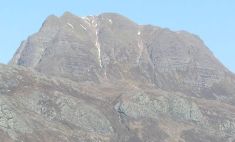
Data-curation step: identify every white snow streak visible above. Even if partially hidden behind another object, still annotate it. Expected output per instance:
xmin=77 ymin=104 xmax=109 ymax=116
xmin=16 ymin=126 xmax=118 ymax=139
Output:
xmin=80 ymin=24 xmax=87 ymax=31
xmin=137 ymin=39 xmax=144 ymax=63
xmin=92 ymin=19 xmax=95 ymax=24
xmin=89 ymin=16 xmax=102 ymax=68
xmin=67 ymin=23 xmax=74 ymax=29
xmin=108 ymin=19 xmax=113 ymax=24
xmin=137 ymin=30 xmax=144 ymax=64
xmin=82 ymin=16 xmax=92 ymax=26
xmin=95 ymin=30 xmax=102 ymax=68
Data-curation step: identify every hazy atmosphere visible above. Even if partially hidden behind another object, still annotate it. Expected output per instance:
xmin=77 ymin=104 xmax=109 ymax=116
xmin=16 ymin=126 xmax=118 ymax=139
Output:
xmin=0 ymin=0 xmax=234 ymax=72
xmin=1 ymin=1 xmax=235 ymax=141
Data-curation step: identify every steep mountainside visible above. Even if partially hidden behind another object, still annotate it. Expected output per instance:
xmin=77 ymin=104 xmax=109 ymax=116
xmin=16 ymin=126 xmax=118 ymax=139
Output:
xmin=0 ymin=12 xmax=234 ymax=142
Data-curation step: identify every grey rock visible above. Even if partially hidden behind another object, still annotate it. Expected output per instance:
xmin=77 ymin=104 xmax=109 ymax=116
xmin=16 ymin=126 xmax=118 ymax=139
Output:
xmin=10 ymin=12 xmax=233 ymax=101
xmin=0 ymin=12 xmax=233 ymax=141
xmin=114 ymin=91 xmax=203 ymax=122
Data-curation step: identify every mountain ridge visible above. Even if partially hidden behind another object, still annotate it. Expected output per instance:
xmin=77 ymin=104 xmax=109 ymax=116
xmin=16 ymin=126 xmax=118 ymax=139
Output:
xmin=1 ymin=12 xmax=235 ymax=142
xmin=10 ymin=12 xmax=232 ymax=99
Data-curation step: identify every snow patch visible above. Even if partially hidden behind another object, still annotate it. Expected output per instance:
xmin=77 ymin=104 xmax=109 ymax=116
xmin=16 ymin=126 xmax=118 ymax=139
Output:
xmin=89 ymin=16 xmax=103 ymax=68
xmin=67 ymin=23 xmax=74 ymax=29
xmin=108 ymin=19 xmax=113 ymax=24
xmin=80 ymin=24 xmax=87 ymax=31
xmin=138 ymin=31 xmax=141 ymax=36
xmin=95 ymin=30 xmax=102 ymax=68
xmin=82 ymin=17 xmax=92 ymax=26
xmin=84 ymin=17 xmax=90 ymax=21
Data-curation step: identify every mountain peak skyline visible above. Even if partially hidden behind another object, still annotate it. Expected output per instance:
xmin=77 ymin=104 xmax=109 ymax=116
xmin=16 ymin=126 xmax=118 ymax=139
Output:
xmin=0 ymin=12 xmax=235 ymax=142
xmin=1 ymin=1 xmax=235 ymax=72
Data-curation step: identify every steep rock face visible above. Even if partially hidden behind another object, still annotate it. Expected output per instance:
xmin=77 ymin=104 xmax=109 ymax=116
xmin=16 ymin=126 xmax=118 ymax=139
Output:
xmin=3 ymin=12 xmax=235 ymax=141
xmin=10 ymin=12 xmax=233 ymax=101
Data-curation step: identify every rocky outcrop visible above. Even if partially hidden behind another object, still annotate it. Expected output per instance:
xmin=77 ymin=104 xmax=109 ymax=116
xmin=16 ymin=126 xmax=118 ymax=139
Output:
xmin=114 ymin=91 xmax=203 ymax=122
xmin=0 ymin=64 xmax=116 ymax=141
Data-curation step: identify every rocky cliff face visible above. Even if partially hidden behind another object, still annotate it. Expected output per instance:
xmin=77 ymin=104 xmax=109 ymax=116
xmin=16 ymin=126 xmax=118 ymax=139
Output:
xmin=1 ymin=12 xmax=234 ymax=142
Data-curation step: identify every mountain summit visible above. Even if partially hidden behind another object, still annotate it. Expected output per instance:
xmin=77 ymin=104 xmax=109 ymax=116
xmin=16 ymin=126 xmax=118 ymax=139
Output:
xmin=0 ymin=12 xmax=235 ymax=142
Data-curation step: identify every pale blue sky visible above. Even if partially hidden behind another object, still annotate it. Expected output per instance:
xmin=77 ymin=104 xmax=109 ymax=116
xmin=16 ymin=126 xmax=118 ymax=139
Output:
xmin=0 ymin=0 xmax=234 ymax=72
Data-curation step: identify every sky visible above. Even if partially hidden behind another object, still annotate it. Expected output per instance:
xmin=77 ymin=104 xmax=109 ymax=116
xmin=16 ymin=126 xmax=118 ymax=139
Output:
xmin=0 ymin=0 xmax=234 ymax=72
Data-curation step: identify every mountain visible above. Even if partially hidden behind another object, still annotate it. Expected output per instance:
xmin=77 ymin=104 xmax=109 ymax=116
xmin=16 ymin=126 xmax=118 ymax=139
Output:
xmin=0 ymin=12 xmax=234 ymax=142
